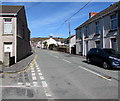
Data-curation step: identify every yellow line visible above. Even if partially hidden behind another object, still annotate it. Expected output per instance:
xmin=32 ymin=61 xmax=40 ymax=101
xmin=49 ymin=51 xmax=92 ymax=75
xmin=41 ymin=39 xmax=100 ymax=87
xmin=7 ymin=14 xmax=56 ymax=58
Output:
xmin=1 ymin=55 xmax=38 ymax=74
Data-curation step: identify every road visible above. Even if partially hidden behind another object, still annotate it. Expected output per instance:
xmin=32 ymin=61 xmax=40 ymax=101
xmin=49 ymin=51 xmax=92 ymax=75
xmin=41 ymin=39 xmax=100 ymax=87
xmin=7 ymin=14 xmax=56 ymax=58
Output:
xmin=1 ymin=48 xmax=119 ymax=100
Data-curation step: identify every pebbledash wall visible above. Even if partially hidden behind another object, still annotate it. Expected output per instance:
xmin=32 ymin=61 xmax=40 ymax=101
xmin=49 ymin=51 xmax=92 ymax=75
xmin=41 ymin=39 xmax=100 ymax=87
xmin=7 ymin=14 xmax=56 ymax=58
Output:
xmin=0 ymin=5 xmax=31 ymax=63
xmin=75 ymin=1 xmax=119 ymax=56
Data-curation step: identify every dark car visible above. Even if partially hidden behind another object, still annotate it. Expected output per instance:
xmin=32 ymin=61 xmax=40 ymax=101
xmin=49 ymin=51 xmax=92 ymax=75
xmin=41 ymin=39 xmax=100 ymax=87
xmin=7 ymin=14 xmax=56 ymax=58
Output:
xmin=86 ymin=48 xmax=120 ymax=69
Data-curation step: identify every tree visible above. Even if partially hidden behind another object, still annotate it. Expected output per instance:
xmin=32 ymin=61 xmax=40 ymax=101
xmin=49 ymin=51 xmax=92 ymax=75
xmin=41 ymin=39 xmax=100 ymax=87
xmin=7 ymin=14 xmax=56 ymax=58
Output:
xmin=43 ymin=41 xmax=48 ymax=49
xmin=49 ymin=44 xmax=56 ymax=50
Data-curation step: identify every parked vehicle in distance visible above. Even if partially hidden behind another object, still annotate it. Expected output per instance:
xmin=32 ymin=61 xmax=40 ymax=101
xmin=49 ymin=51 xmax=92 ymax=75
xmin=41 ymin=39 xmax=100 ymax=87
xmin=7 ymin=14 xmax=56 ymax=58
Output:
xmin=86 ymin=48 xmax=120 ymax=69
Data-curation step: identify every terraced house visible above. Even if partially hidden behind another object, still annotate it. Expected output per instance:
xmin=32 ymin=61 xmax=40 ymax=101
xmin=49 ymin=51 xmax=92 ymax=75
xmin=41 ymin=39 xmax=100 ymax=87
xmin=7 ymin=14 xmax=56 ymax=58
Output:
xmin=75 ymin=1 xmax=120 ymax=56
xmin=0 ymin=5 xmax=31 ymax=64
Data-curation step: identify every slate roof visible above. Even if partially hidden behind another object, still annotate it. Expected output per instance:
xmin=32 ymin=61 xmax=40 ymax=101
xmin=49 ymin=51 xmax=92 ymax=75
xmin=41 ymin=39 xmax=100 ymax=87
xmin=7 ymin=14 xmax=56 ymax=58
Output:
xmin=75 ymin=1 xmax=119 ymax=30
xmin=0 ymin=5 xmax=23 ymax=13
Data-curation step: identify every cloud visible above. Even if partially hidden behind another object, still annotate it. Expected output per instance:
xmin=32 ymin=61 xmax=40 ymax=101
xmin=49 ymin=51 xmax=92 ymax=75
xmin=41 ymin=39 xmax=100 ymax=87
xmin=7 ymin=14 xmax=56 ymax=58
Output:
xmin=29 ymin=3 xmax=81 ymax=29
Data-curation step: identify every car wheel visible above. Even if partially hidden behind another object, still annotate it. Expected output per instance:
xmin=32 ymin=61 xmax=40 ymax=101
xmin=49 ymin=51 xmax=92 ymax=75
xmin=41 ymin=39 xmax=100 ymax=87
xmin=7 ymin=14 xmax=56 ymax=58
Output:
xmin=103 ymin=61 xmax=110 ymax=69
xmin=87 ymin=58 xmax=91 ymax=64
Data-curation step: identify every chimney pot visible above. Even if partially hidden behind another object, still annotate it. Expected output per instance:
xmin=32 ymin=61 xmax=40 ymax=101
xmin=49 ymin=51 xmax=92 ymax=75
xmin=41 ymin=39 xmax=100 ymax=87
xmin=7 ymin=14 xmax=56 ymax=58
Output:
xmin=89 ymin=12 xmax=97 ymax=18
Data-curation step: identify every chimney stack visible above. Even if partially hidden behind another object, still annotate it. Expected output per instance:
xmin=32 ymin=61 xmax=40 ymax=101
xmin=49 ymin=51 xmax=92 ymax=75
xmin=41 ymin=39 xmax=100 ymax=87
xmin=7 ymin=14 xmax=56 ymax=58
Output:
xmin=50 ymin=36 xmax=53 ymax=38
xmin=89 ymin=12 xmax=97 ymax=18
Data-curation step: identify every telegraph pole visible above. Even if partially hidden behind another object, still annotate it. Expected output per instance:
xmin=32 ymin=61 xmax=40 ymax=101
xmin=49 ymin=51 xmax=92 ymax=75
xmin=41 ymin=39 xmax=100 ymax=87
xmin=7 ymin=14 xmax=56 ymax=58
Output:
xmin=68 ymin=20 xmax=71 ymax=54
xmin=118 ymin=1 xmax=120 ymax=52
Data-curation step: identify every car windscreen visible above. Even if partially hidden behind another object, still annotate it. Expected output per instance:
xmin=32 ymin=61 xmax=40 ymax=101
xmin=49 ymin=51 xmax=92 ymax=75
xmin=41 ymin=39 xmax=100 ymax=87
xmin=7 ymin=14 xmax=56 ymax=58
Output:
xmin=103 ymin=49 xmax=120 ymax=58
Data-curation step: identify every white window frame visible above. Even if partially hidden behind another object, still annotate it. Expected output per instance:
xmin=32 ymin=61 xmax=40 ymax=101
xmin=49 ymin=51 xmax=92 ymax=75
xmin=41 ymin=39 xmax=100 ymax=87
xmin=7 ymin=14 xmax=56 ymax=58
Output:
xmin=3 ymin=18 xmax=13 ymax=34
xmin=85 ymin=26 xmax=89 ymax=37
xmin=95 ymin=21 xmax=100 ymax=34
xmin=110 ymin=14 xmax=117 ymax=30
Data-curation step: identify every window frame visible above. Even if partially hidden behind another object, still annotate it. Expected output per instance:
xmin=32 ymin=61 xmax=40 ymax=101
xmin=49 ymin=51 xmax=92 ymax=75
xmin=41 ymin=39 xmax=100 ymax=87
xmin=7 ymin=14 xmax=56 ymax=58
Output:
xmin=3 ymin=18 xmax=13 ymax=34
xmin=95 ymin=21 xmax=100 ymax=35
xmin=110 ymin=14 xmax=117 ymax=30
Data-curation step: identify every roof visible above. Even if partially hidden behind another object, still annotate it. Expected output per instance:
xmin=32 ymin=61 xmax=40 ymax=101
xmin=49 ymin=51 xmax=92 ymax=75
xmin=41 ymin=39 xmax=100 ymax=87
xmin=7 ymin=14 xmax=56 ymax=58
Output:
xmin=75 ymin=1 xmax=119 ymax=30
xmin=0 ymin=5 xmax=23 ymax=13
xmin=67 ymin=35 xmax=76 ymax=40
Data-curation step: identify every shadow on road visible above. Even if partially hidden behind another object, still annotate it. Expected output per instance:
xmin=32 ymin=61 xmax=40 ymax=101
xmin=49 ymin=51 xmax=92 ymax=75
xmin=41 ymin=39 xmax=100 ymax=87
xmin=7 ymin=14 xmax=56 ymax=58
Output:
xmin=82 ymin=60 xmax=120 ymax=71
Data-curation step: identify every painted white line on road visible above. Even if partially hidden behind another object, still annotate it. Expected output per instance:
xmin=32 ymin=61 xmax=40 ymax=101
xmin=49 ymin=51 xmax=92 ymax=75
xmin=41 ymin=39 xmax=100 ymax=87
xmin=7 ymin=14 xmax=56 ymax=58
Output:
xmin=78 ymin=66 xmax=111 ymax=81
xmin=54 ymin=56 xmax=59 ymax=58
xmin=40 ymin=76 xmax=45 ymax=80
xmin=32 ymin=76 xmax=37 ymax=81
xmin=38 ymin=70 xmax=41 ymax=72
xmin=35 ymin=61 xmax=39 ymax=67
xmin=32 ymin=73 xmax=36 ymax=76
xmin=62 ymin=59 xmax=71 ymax=63
xmin=26 ymin=82 xmax=31 ymax=86
xmin=45 ymin=93 xmax=52 ymax=97
xmin=17 ymin=82 xmax=23 ymax=85
xmin=42 ymin=81 xmax=48 ymax=87
xmin=38 ymin=73 xmax=43 ymax=76
xmin=37 ymin=68 xmax=40 ymax=70
xmin=33 ymin=82 xmax=38 ymax=86
xmin=0 ymin=85 xmax=42 ymax=88
xmin=31 ymin=70 xmax=35 ymax=73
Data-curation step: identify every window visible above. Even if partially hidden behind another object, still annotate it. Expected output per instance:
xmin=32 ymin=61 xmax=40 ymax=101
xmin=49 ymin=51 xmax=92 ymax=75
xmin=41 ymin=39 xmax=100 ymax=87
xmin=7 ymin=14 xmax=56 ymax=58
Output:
xmin=95 ymin=21 xmax=100 ymax=34
xmin=76 ymin=29 xmax=82 ymax=40
xmin=110 ymin=14 xmax=117 ymax=30
xmin=85 ymin=26 xmax=89 ymax=37
xmin=95 ymin=41 xmax=100 ymax=48
xmin=4 ymin=18 xmax=12 ymax=34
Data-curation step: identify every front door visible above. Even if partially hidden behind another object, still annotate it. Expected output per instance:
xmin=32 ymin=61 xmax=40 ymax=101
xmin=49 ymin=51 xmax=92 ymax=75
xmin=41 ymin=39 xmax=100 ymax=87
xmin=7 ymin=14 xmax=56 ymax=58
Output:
xmin=4 ymin=43 xmax=12 ymax=57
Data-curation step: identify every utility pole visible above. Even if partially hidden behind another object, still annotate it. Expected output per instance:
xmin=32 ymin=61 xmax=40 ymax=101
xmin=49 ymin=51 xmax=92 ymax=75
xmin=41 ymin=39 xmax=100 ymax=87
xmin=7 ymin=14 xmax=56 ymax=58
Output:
xmin=118 ymin=1 xmax=120 ymax=52
xmin=68 ymin=20 xmax=71 ymax=54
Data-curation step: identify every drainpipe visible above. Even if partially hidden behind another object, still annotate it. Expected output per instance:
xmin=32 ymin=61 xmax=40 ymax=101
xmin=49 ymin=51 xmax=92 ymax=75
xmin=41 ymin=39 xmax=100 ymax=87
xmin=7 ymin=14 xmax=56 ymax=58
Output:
xmin=102 ymin=18 xmax=105 ymax=48
xmin=82 ymin=32 xmax=85 ymax=56
xmin=14 ymin=15 xmax=17 ymax=63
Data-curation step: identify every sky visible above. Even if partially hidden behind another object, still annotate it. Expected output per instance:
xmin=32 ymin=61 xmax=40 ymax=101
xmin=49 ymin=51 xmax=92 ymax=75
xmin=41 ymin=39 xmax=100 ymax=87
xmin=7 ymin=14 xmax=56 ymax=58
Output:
xmin=1 ymin=2 xmax=115 ymax=38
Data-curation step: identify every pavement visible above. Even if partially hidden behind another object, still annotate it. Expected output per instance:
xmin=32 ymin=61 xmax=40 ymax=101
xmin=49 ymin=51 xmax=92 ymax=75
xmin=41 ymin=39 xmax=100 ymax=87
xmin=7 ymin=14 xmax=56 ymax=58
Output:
xmin=0 ymin=53 xmax=35 ymax=73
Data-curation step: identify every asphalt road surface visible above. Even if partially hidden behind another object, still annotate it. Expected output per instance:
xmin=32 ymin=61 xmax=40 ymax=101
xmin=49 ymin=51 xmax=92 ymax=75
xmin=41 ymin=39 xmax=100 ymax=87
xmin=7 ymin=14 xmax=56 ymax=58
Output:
xmin=1 ymin=48 xmax=119 ymax=100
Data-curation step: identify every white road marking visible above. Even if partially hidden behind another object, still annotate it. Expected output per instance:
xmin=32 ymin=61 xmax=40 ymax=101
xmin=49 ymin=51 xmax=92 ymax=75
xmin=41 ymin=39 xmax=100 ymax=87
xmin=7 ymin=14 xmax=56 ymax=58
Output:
xmin=45 ymin=93 xmax=52 ymax=97
xmin=54 ymin=56 xmax=59 ymax=58
xmin=26 ymin=82 xmax=31 ymax=86
xmin=38 ymin=73 xmax=43 ymax=76
xmin=0 ymin=85 xmax=41 ymax=88
xmin=33 ymin=82 xmax=38 ymax=86
xmin=32 ymin=76 xmax=37 ymax=81
xmin=62 ymin=59 xmax=71 ymax=63
xmin=78 ymin=66 xmax=111 ymax=81
xmin=31 ymin=70 xmax=35 ymax=73
xmin=35 ymin=61 xmax=39 ymax=67
xmin=38 ymin=70 xmax=41 ymax=72
xmin=37 ymin=68 xmax=40 ymax=70
xmin=17 ymin=82 xmax=23 ymax=85
xmin=40 ymin=76 xmax=45 ymax=80
xmin=32 ymin=73 xmax=36 ymax=76
xmin=34 ymin=60 xmax=53 ymax=99
xmin=42 ymin=81 xmax=48 ymax=87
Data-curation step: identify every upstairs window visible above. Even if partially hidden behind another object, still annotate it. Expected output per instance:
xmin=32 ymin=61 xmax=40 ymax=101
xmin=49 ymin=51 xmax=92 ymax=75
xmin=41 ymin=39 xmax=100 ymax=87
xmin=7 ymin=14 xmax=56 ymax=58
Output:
xmin=110 ymin=14 xmax=117 ymax=30
xmin=4 ymin=18 xmax=12 ymax=34
xmin=85 ymin=26 xmax=89 ymax=37
xmin=95 ymin=21 xmax=100 ymax=34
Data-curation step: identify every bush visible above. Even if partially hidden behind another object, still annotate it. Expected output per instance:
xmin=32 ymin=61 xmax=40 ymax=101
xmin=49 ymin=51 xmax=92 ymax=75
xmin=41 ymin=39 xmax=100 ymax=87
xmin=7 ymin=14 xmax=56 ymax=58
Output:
xmin=49 ymin=44 xmax=56 ymax=50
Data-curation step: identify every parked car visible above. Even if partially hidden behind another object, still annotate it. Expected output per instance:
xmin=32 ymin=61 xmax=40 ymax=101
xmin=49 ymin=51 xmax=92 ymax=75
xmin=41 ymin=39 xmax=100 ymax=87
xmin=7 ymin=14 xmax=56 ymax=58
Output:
xmin=86 ymin=48 xmax=120 ymax=69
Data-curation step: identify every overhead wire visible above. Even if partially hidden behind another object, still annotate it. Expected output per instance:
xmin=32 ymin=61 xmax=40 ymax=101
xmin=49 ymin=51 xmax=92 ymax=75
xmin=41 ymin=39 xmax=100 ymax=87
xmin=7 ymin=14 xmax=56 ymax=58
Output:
xmin=55 ymin=0 xmax=92 ymax=33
